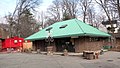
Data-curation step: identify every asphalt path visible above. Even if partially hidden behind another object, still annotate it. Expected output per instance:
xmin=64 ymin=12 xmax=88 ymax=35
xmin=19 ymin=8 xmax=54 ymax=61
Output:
xmin=0 ymin=51 xmax=120 ymax=68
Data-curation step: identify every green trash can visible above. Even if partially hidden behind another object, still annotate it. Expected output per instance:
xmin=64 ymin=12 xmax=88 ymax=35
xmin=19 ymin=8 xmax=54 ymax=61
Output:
xmin=103 ymin=46 xmax=112 ymax=49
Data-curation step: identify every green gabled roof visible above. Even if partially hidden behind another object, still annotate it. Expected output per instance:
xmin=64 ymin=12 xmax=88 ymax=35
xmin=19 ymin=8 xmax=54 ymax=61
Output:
xmin=25 ymin=19 xmax=110 ymax=40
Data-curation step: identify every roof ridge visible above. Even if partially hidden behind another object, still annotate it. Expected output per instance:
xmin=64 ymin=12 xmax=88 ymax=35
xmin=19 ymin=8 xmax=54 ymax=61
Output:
xmin=75 ymin=19 xmax=86 ymax=34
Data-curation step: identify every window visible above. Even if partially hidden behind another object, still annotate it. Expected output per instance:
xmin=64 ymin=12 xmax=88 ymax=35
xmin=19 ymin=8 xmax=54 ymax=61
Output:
xmin=46 ymin=27 xmax=53 ymax=31
xmin=19 ymin=40 xmax=22 ymax=42
xmin=89 ymin=37 xmax=100 ymax=42
xmin=14 ymin=40 xmax=18 ymax=43
xmin=60 ymin=24 xmax=67 ymax=29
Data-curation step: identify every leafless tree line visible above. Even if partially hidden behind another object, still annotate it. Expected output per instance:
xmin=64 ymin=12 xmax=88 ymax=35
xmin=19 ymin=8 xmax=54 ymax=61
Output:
xmin=43 ymin=0 xmax=120 ymax=32
xmin=5 ymin=0 xmax=42 ymax=38
xmin=3 ymin=0 xmax=120 ymax=38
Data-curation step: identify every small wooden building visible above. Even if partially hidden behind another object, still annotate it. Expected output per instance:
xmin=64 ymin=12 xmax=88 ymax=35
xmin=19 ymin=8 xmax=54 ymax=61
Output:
xmin=23 ymin=41 xmax=32 ymax=50
xmin=26 ymin=19 xmax=110 ymax=53
xmin=0 ymin=27 xmax=9 ymax=50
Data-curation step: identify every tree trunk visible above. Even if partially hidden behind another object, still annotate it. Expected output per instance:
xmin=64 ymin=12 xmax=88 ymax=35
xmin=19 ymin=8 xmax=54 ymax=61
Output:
xmin=83 ymin=12 xmax=86 ymax=23
xmin=117 ymin=0 xmax=120 ymax=20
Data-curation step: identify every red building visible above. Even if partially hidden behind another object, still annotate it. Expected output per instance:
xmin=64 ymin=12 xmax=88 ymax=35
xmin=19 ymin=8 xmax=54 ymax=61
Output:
xmin=2 ymin=36 xmax=24 ymax=51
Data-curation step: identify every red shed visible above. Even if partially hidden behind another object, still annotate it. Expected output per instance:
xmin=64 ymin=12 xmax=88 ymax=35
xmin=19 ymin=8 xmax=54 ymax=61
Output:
xmin=2 ymin=36 xmax=24 ymax=51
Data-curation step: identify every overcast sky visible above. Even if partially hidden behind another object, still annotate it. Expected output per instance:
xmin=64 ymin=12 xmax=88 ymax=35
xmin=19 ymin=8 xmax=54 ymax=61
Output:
xmin=0 ymin=0 xmax=16 ymax=16
xmin=0 ymin=0 xmax=53 ymax=17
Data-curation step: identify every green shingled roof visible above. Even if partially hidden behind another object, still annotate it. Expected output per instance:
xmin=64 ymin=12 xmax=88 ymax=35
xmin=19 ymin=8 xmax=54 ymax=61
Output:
xmin=25 ymin=19 xmax=110 ymax=40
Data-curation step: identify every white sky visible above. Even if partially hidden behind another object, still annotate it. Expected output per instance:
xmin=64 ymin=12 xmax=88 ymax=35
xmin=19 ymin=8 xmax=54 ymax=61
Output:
xmin=0 ymin=0 xmax=16 ymax=17
xmin=0 ymin=0 xmax=53 ymax=17
xmin=0 ymin=0 xmax=53 ymax=23
xmin=37 ymin=0 xmax=53 ymax=11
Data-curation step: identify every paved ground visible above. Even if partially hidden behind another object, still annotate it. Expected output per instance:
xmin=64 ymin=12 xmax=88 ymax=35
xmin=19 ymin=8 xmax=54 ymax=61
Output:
xmin=0 ymin=51 xmax=120 ymax=68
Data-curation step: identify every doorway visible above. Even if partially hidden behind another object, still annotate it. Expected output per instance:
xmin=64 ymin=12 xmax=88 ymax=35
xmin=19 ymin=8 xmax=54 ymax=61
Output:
xmin=55 ymin=38 xmax=75 ymax=52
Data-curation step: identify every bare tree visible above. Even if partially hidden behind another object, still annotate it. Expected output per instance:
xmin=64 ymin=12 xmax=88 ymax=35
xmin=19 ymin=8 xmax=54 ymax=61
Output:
xmin=108 ymin=0 xmax=120 ymax=20
xmin=79 ymin=0 xmax=92 ymax=23
xmin=95 ymin=0 xmax=115 ymax=33
xmin=5 ymin=13 xmax=16 ymax=37
xmin=15 ymin=0 xmax=41 ymax=36
xmin=5 ymin=0 xmax=42 ymax=37
xmin=87 ymin=7 xmax=96 ymax=25
xmin=46 ymin=0 xmax=79 ymax=24
xmin=47 ymin=0 xmax=62 ymax=22
xmin=117 ymin=0 xmax=120 ymax=19
xmin=16 ymin=9 xmax=40 ymax=37
xmin=62 ymin=0 xmax=79 ymax=20
xmin=39 ymin=11 xmax=45 ymax=29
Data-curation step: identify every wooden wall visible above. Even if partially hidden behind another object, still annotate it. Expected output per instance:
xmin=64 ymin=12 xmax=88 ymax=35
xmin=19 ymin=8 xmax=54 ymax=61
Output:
xmin=33 ymin=40 xmax=56 ymax=52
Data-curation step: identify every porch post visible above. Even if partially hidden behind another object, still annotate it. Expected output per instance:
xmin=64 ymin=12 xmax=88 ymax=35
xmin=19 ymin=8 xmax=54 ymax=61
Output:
xmin=45 ymin=28 xmax=54 ymax=55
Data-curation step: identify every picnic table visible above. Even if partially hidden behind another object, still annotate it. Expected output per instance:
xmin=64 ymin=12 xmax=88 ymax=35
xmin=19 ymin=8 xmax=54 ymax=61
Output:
xmin=83 ymin=51 xmax=99 ymax=60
